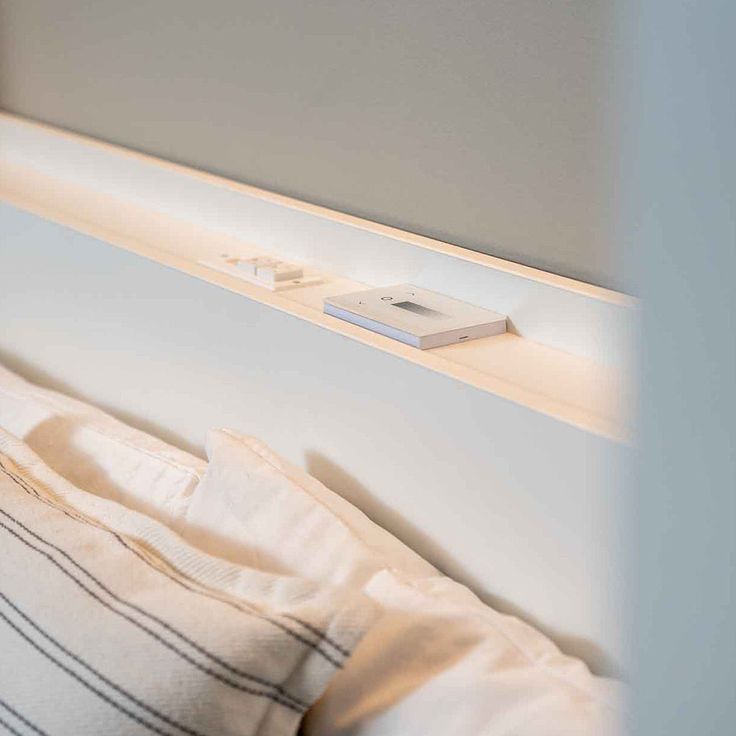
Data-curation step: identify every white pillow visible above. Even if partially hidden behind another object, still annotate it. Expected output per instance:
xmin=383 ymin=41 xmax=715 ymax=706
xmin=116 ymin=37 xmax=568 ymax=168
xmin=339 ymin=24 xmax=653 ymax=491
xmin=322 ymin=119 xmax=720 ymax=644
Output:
xmin=181 ymin=428 xmax=436 ymax=584
xmin=0 ymin=363 xmax=205 ymax=523
xmin=0 ymin=368 xmax=625 ymax=733
xmin=0 ymin=428 xmax=377 ymax=736
xmin=187 ymin=429 xmax=626 ymax=736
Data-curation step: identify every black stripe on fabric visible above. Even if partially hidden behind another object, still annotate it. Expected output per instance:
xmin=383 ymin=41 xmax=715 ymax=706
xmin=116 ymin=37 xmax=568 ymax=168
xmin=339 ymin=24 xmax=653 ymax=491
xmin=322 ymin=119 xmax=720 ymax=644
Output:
xmin=0 ymin=516 xmax=304 ymax=714
xmin=4 ymin=457 xmax=349 ymax=662
xmin=0 ymin=715 xmax=23 ymax=736
xmin=0 ymin=459 xmax=348 ymax=667
xmin=4 ymin=459 xmax=349 ymax=663
xmin=0 ymin=608 xmax=175 ymax=736
xmin=285 ymin=614 xmax=350 ymax=658
xmin=0 ymin=501 xmax=311 ymax=710
xmin=0 ymin=700 xmax=49 ymax=736
xmin=0 ymin=592 xmax=216 ymax=736
xmin=117 ymin=529 xmax=348 ymax=665
xmin=0 ymin=464 xmax=329 ymax=700
xmin=17 ymin=461 xmax=350 ymax=665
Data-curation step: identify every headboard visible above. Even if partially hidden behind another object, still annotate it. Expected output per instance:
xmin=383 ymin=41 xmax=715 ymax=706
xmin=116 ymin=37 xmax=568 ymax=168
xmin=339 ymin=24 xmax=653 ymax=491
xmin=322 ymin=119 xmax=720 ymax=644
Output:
xmin=0 ymin=113 xmax=634 ymax=676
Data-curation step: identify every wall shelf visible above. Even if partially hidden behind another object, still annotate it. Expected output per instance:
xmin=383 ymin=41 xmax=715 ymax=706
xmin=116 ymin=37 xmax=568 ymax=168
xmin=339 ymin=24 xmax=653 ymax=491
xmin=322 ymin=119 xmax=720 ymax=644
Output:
xmin=0 ymin=112 xmax=635 ymax=441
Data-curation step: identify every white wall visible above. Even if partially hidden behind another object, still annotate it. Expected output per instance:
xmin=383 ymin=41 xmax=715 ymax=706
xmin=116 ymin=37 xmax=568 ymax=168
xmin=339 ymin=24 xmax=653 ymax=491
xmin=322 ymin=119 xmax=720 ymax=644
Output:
xmin=622 ymin=1 xmax=736 ymax=733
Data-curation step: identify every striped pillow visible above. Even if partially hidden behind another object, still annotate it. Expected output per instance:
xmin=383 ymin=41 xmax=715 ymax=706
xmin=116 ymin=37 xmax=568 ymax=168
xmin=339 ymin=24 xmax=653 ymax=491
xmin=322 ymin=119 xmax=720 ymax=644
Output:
xmin=0 ymin=429 xmax=376 ymax=736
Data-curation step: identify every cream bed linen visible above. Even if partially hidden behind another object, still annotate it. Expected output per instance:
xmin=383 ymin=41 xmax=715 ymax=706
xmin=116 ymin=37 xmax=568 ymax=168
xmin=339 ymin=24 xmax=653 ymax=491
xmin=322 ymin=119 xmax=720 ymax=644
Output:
xmin=0 ymin=364 xmax=625 ymax=735
xmin=190 ymin=429 xmax=626 ymax=736
xmin=0 ymin=428 xmax=376 ymax=736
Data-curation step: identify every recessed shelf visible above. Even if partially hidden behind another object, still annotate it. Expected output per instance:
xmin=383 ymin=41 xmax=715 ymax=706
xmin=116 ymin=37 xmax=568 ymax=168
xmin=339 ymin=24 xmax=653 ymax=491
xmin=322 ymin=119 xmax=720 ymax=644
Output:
xmin=0 ymin=112 xmax=635 ymax=441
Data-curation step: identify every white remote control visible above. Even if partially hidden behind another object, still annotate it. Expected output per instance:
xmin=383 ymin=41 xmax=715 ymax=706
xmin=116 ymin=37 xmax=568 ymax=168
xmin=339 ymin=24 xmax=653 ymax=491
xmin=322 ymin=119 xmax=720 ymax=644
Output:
xmin=324 ymin=284 xmax=506 ymax=349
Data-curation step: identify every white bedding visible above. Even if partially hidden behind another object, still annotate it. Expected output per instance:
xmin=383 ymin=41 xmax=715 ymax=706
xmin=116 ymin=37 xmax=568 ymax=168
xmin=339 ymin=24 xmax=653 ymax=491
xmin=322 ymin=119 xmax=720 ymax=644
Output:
xmin=192 ymin=429 xmax=626 ymax=736
xmin=0 ymin=363 xmax=205 ymax=523
xmin=0 ymin=428 xmax=376 ymax=736
xmin=0 ymin=364 xmax=626 ymax=735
